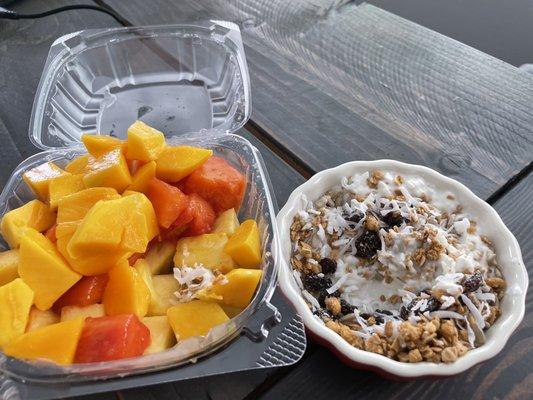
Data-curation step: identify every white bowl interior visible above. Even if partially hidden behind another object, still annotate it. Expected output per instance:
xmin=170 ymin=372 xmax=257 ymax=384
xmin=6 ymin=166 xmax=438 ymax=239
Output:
xmin=276 ymin=160 xmax=528 ymax=377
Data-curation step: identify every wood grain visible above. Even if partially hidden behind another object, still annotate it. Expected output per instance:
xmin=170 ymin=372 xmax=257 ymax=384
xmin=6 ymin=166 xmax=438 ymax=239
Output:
xmin=102 ymin=0 xmax=533 ymax=199
xmin=258 ymin=173 xmax=533 ymax=400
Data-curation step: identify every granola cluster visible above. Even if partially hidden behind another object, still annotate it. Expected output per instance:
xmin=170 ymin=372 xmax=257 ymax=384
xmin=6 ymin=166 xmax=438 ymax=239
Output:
xmin=290 ymin=170 xmax=505 ymax=363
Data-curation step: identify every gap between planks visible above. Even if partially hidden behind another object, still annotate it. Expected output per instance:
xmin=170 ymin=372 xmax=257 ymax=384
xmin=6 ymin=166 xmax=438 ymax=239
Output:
xmin=89 ymin=1 xmax=533 ymax=398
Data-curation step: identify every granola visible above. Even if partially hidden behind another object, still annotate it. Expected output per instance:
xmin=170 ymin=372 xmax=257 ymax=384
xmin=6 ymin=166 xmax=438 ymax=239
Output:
xmin=290 ymin=170 xmax=505 ymax=363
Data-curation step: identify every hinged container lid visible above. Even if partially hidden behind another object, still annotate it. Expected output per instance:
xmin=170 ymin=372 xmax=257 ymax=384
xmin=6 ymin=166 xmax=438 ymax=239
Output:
xmin=29 ymin=21 xmax=251 ymax=150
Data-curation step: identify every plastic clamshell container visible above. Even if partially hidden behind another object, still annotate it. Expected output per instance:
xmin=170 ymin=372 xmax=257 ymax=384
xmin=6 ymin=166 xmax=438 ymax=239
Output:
xmin=0 ymin=22 xmax=290 ymax=384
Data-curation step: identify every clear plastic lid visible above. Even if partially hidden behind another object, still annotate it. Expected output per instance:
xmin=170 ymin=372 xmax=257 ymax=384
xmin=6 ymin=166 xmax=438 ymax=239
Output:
xmin=29 ymin=21 xmax=251 ymax=149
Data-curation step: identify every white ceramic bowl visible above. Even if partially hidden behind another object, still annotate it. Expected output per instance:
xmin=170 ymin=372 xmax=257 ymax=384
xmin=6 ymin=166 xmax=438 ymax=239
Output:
xmin=276 ymin=160 xmax=528 ymax=378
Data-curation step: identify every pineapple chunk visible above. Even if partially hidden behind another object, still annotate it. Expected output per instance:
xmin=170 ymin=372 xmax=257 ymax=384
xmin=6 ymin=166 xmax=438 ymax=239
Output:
xmin=60 ymin=304 xmax=105 ymax=322
xmin=142 ymin=316 xmax=176 ymax=354
xmin=174 ymin=233 xmax=234 ymax=273
xmin=198 ymin=269 xmax=262 ymax=309
xmin=149 ymin=274 xmax=179 ymax=316
xmin=212 ymin=208 xmax=240 ymax=236
xmin=145 ymin=241 xmax=175 ymax=275
xmin=26 ymin=307 xmax=59 ymax=332
xmin=0 ymin=249 xmax=19 ymax=286
xmin=167 ymin=301 xmax=229 ymax=341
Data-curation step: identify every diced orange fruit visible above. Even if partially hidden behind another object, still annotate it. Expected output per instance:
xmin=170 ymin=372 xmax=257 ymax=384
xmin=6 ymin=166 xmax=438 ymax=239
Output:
xmin=83 ymin=149 xmax=132 ymax=193
xmin=167 ymin=301 xmax=229 ymax=341
xmin=74 ymin=314 xmax=150 ymax=363
xmin=48 ymin=173 xmax=85 ymax=210
xmin=183 ymin=156 xmax=246 ymax=213
xmin=53 ymin=274 xmax=108 ymax=312
xmin=147 ymin=178 xmax=189 ymax=228
xmin=26 ymin=307 xmax=59 ymax=332
xmin=19 ymin=229 xmax=81 ymax=310
xmin=81 ymin=134 xmax=124 ymax=157
xmin=172 ymin=193 xmax=215 ymax=236
xmin=199 ymin=269 xmax=262 ymax=309
xmin=60 ymin=303 xmax=105 ymax=322
xmin=142 ymin=316 xmax=175 ymax=354
xmin=44 ymin=224 xmax=57 ymax=242
xmin=155 ymin=146 xmax=212 ymax=182
xmin=0 ymin=278 xmax=34 ymax=348
xmin=65 ymin=154 xmax=90 ymax=174
xmin=0 ymin=249 xmax=19 ymax=286
xmin=174 ymin=233 xmax=234 ymax=273
xmin=22 ymin=162 xmax=66 ymax=200
xmin=212 ymin=208 xmax=240 ymax=236
xmin=103 ymin=262 xmax=150 ymax=318
xmin=0 ymin=200 xmax=56 ymax=248
xmin=126 ymin=121 xmax=166 ymax=162
xmin=4 ymin=317 xmax=85 ymax=365
xmin=127 ymin=161 xmax=156 ymax=194
xmin=224 ymin=219 xmax=261 ymax=267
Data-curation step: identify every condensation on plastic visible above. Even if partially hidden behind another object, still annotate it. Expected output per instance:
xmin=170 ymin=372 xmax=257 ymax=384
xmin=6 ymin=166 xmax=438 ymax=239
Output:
xmin=0 ymin=22 xmax=305 ymax=385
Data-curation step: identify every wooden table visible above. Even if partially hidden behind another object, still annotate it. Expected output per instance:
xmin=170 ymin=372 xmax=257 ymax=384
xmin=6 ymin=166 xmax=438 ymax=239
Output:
xmin=0 ymin=1 xmax=531 ymax=399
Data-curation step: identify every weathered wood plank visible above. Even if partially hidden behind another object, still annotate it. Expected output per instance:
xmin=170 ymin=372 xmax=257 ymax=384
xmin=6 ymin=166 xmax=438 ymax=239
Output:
xmin=258 ymin=173 xmax=533 ymax=400
xmin=102 ymin=0 xmax=533 ymax=199
xmin=364 ymin=0 xmax=533 ymax=67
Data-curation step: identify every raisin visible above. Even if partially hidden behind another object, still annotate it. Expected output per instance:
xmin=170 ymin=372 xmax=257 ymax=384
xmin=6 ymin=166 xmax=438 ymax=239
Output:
xmin=426 ymin=297 xmax=440 ymax=312
xmin=345 ymin=210 xmax=364 ymax=224
xmin=400 ymin=306 xmax=410 ymax=320
xmin=319 ymin=258 xmax=337 ymax=274
xmin=360 ymin=312 xmax=372 ymax=319
xmin=374 ymin=315 xmax=385 ymax=324
xmin=376 ymin=309 xmax=393 ymax=316
xmin=340 ymin=299 xmax=355 ymax=315
xmin=463 ymin=271 xmax=483 ymax=293
xmin=302 ymin=274 xmax=332 ymax=292
xmin=355 ymin=230 xmax=381 ymax=258
xmin=318 ymin=290 xmax=341 ymax=308
xmin=382 ymin=211 xmax=404 ymax=228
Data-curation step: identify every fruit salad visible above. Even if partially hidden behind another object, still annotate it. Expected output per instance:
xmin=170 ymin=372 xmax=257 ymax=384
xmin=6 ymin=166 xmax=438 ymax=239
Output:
xmin=0 ymin=121 xmax=263 ymax=365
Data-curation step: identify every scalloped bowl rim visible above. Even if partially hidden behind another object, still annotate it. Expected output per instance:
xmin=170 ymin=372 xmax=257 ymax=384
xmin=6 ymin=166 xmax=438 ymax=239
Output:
xmin=276 ymin=159 xmax=527 ymax=378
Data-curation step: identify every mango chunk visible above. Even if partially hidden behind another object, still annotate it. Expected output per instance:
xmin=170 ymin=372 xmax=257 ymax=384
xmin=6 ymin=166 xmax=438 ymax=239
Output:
xmin=26 ymin=307 xmax=59 ymax=332
xmin=83 ymin=149 xmax=132 ymax=193
xmin=60 ymin=303 xmax=105 ymax=322
xmin=1 ymin=200 xmax=56 ymax=248
xmin=224 ymin=220 xmax=262 ymax=267
xmin=127 ymin=161 xmax=156 ymax=194
xmin=212 ymin=208 xmax=240 ymax=236
xmin=103 ymin=262 xmax=150 ymax=318
xmin=167 ymin=301 xmax=229 ymax=341
xmin=19 ymin=229 xmax=81 ymax=310
xmin=127 ymin=121 xmax=166 ymax=162
xmin=48 ymin=173 xmax=85 ymax=210
xmin=0 ymin=249 xmax=20 ymax=286
xmin=145 ymin=241 xmax=175 ymax=275
xmin=81 ymin=134 xmax=124 ymax=157
xmin=0 ymin=278 xmax=34 ymax=348
xmin=67 ymin=193 xmax=158 ymax=262
xmin=155 ymin=146 xmax=212 ymax=182
xmin=142 ymin=316 xmax=176 ymax=354
xmin=4 ymin=317 xmax=84 ymax=365
xmin=149 ymin=274 xmax=179 ymax=316
xmin=56 ymin=187 xmax=120 ymax=227
xmin=199 ymin=269 xmax=262 ymax=309
xmin=22 ymin=162 xmax=65 ymax=200
xmin=174 ymin=233 xmax=234 ymax=273
xmin=64 ymin=154 xmax=90 ymax=174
